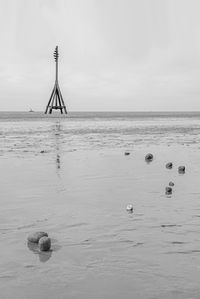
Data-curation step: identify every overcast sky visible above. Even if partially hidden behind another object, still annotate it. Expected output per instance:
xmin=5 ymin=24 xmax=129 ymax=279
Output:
xmin=1 ymin=0 xmax=200 ymax=111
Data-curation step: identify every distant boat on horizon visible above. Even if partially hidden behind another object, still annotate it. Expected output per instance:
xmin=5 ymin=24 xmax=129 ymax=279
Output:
xmin=29 ymin=108 xmax=34 ymax=112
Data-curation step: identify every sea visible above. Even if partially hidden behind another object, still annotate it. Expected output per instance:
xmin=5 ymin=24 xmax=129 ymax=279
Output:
xmin=1 ymin=111 xmax=200 ymax=299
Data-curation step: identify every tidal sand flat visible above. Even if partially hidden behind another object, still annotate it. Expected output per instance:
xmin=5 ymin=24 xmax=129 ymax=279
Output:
xmin=1 ymin=112 xmax=200 ymax=298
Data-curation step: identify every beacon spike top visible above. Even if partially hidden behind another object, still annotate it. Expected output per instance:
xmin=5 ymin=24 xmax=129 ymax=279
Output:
xmin=53 ymin=46 xmax=59 ymax=61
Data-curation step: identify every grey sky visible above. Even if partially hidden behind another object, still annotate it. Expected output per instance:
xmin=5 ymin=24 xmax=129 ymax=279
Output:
xmin=1 ymin=0 xmax=200 ymax=111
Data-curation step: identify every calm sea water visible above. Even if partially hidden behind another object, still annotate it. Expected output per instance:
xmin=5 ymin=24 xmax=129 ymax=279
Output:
xmin=1 ymin=112 xmax=200 ymax=298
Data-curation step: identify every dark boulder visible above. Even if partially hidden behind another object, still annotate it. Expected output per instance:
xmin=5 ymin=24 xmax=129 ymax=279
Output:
xmin=178 ymin=166 xmax=185 ymax=174
xmin=166 ymin=162 xmax=173 ymax=169
xmin=38 ymin=237 xmax=51 ymax=252
xmin=124 ymin=152 xmax=130 ymax=156
xmin=165 ymin=186 xmax=172 ymax=195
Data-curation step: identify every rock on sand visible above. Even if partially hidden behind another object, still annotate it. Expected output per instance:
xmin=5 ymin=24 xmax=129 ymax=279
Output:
xmin=124 ymin=152 xmax=130 ymax=156
xmin=166 ymin=162 xmax=173 ymax=169
xmin=38 ymin=237 xmax=51 ymax=251
xmin=126 ymin=204 xmax=133 ymax=212
xmin=165 ymin=186 xmax=172 ymax=195
xmin=178 ymin=166 xmax=185 ymax=173
xmin=145 ymin=153 xmax=153 ymax=162
xmin=27 ymin=231 xmax=48 ymax=243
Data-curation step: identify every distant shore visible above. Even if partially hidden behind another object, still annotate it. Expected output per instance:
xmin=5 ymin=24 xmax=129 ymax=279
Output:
xmin=1 ymin=110 xmax=200 ymax=121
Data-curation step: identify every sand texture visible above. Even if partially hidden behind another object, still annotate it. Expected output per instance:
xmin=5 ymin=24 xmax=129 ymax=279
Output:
xmin=1 ymin=112 xmax=200 ymax=298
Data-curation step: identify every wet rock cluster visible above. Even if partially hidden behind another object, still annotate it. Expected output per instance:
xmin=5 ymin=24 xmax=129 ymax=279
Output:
xmin=126 ymin=153 xmax=186 ymax=212
xmin=165 ymin=161 xmax=185 ymax=195
xmin=27 ymin=231 xmax=51 ymax=252
xmin=144 ymin=153 xmax=182 ymax=195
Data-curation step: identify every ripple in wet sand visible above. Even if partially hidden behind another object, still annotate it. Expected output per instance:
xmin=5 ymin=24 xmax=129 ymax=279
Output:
xmin=161 ymin=224 xmax=182 ymax=228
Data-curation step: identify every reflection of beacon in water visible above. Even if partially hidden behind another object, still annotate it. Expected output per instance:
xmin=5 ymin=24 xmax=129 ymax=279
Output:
xmin=53 ymin=122 xmax=62 ymax=172
xmin=55 ymin=122 xmax=61 ymax=134
xmin=56 ymin=154 xmax=60 ymax=169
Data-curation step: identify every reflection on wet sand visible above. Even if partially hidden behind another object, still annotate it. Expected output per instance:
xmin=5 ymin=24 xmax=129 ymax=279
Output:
xmin=54 ymin=122 xmax=62 ymax=170
xmin=56 ymin=154 xmax=60 ymax=169
xmin=27 ymin=241 xmax=52 ymax=263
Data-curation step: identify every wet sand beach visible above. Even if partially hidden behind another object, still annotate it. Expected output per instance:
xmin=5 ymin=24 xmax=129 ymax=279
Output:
xmin=1 ymin=112 xmax=200 ymax=298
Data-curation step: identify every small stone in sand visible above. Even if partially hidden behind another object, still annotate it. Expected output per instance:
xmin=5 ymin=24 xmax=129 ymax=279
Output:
xmin=145 ymin=153 xmax=153 ymax=162
xmin=124 ymin=152 xmax=130 ymax=156
xmin=126 ymin=204 xmax=133 ymax=213
xmin=169 ymin=181 xmax=174 ymax=186
xmin=27 ymin=231 xmax=48 ymax=243
xmin=166 ymin=162 xmax=173 ymax=169
xmin=38 ymin=237 xmax=51 ymax=252
xmin=165 ymin=186 xmax=172 ymax=195
xmin=178 ymin=166 xmax=185 ymax=173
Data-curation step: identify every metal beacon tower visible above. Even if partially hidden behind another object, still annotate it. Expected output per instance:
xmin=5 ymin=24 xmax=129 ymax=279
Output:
xmin=45 ymin=46 xmax=67 ymax=114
